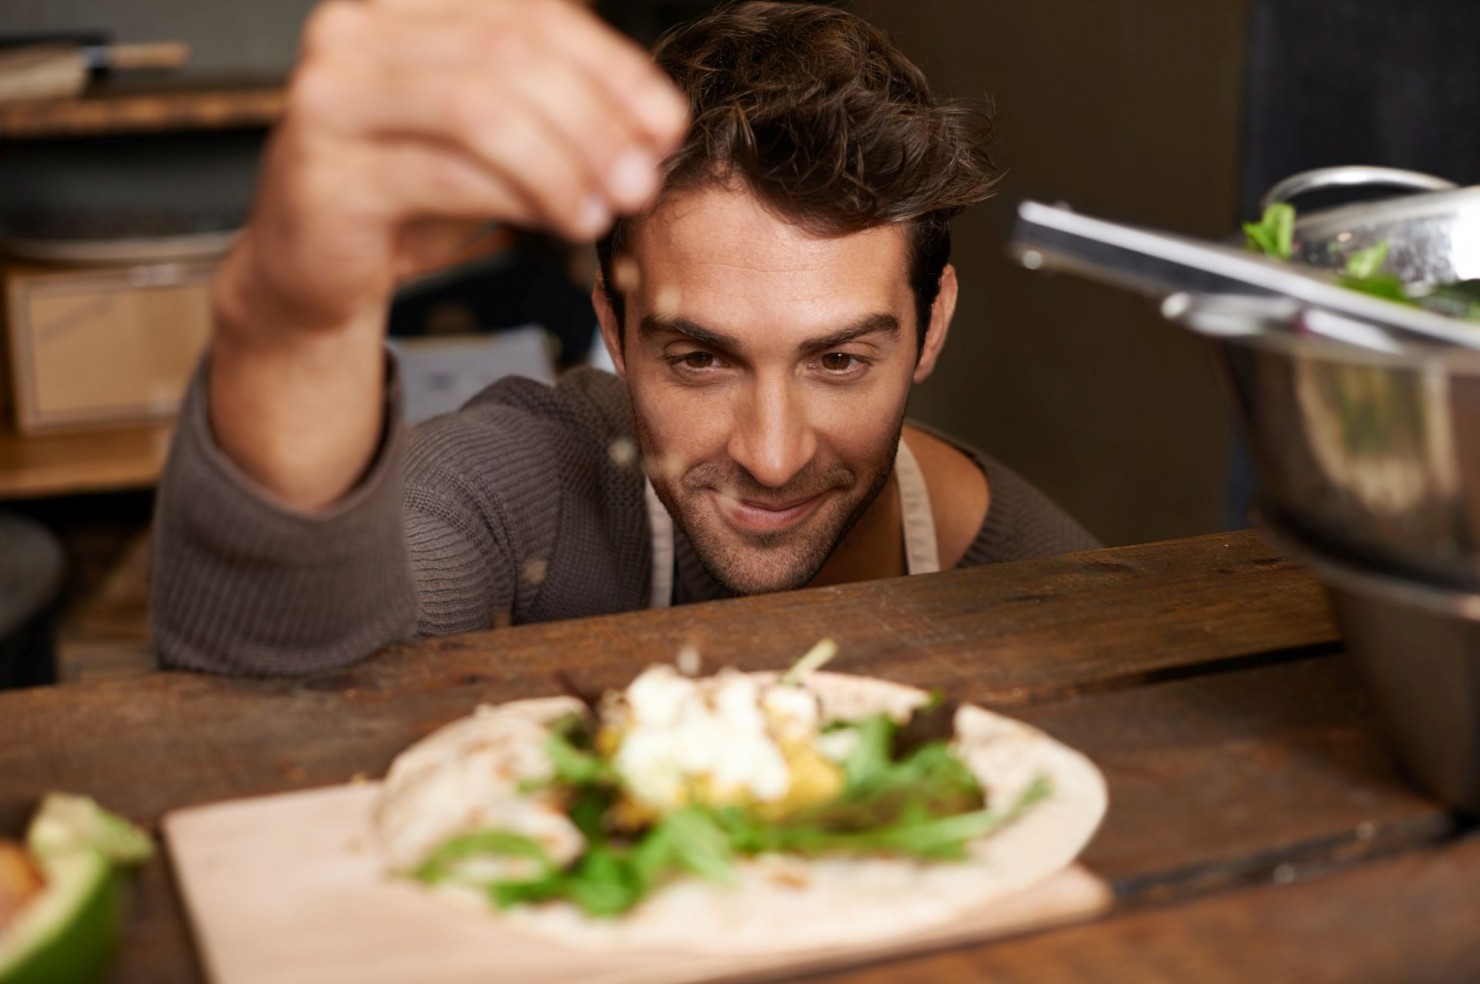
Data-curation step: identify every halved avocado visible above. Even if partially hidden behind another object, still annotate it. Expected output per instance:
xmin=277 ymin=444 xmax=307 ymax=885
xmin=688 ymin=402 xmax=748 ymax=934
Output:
xmin=0 ymin=795 xmax=152 ymax=984
xmin=0 ymin=850 xmax=121 ymax=984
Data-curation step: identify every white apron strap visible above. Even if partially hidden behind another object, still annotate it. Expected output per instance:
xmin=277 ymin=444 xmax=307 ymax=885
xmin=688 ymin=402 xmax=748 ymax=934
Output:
xmin=896 ymin=435 xmax=941 ymax=575
xmin=644 ymin=478 xmax=675 ymax=609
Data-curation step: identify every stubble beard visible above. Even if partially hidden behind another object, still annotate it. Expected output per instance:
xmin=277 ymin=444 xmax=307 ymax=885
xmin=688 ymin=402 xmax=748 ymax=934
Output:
xmin=634 ymin=408 xmax=906 ymax=596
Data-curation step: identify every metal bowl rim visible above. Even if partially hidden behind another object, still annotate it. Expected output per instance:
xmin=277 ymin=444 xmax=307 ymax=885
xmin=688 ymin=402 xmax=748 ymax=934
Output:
xmin=1256 ymin=513 xmax=1480 ymax=618
xmin=1293 ymin=185 xmax=1480 ymax=238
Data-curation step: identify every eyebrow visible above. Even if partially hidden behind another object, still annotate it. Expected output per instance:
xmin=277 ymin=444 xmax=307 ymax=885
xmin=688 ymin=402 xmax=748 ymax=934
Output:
xmin=638 ymin=312 xmax=901 ymax=353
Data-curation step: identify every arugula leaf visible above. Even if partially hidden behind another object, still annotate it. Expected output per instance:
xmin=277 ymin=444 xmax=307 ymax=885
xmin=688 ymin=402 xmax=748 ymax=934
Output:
xmin=1418 ymin=279 xmax=1480 ymax=321
xmin=655 ymin=807 xmax=736 ymax=884
xmin=413 ymin=829 xmax=553 ymax=884
xmin=563 ymin=845 xmax=647 ymax=916
xmin=546 ymin=722 xmax=616 ymax=786
xmin=484 ymin=807 xmax=741 ymax=919
xmin=706 ymin=774 xmax=1051 ymax=861
xmin=1338 ymin=272 xmax=1416 ymax=305
xmin=565 ymin=783 xmax=618 ymax=842
xmin=839 ymin=714 xmax=895 ymax=792
xmin=892 ymin=693 xmax=958 ymax=759
xmin=490 ymin=870 xmax=568 ymax=909
xmin=1342 ymin=241 xmax=1390 ymax=280
xmin=1336 ymin=241 xmax=1423 ymax=307
xmin=1243 ymin=203 xmax=1295 ymax=260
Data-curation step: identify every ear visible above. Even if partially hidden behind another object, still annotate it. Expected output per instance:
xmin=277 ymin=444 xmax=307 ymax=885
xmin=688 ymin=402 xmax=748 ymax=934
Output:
xmin=592 ymin=273 xmax=627 ymax=378
xmin=912 ymin=264 xmax=957 ymax=383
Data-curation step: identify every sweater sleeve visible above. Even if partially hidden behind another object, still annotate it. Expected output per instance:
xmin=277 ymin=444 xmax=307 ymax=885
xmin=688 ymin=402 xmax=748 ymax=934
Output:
xmin=964 ymin=454 xmax=1101 ymax=565
xmin=150 ymin=356 xmax=420 ymax=675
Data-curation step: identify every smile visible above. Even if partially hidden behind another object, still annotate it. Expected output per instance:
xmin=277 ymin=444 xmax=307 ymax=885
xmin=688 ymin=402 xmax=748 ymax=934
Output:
xmin=710 ymin=490 xmax=826 ymax=534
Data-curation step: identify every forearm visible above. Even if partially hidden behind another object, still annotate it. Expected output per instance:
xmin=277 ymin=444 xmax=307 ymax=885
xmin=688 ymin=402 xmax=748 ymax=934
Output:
xmin=207 ymin=235 xmax=390 ymax=510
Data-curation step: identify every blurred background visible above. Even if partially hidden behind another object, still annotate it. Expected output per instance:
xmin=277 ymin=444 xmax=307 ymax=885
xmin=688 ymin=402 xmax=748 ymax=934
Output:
xmin=0 ymin=0 xmax=1473 ymax=684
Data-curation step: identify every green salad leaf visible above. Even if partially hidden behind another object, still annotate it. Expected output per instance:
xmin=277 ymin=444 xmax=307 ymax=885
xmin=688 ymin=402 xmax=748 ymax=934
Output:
xmin=545 ymin=719 xmax=616 ymax=786
xmin=1243 ymin=203 xmax=1295 ymax=261
xmin=413 ymin=829 xmax=554 ymax=886
xmin=1418 ymin=279 xmax=1480 ymax=321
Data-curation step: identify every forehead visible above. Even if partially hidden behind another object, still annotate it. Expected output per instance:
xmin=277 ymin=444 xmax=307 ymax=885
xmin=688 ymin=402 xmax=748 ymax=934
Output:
xmin=622 ymin=185 xmax=913 ymax=336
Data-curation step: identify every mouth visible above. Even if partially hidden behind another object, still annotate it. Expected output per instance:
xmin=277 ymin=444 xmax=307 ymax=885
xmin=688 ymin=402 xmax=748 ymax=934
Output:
xmin=709 ymin=490 xmax=827 ymax=534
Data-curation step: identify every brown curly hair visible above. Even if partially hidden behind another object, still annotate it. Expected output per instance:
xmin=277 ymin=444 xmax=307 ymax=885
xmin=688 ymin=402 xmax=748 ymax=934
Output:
xmin=597 ymin=1 xmax=1001 ymax=350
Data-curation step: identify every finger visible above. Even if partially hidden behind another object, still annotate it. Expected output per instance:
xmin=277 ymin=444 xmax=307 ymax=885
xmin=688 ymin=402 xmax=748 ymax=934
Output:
xmin=359 ymin=4 xmax=680 ymax=210
xmin=467 ymin=39 xmax=664 ymax=212
xmin=292 ymin=60 xmax=611 ymax=238
xmin=333 ymin=30 xmax=661 ymax=213
xmin=359 ymin=0 xmax=687 ymax=152
xmin=374 ymin=128 xmax=608 ymax=242
xmin=521 ymin=0 xmax=689 ymax=150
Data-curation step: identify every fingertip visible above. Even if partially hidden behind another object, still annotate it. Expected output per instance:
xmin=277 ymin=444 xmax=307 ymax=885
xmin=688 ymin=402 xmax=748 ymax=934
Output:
xmin=608 ymin=149 xmax=660 ymax=211
xmin=573 ymin=195 xmax=613 ymax=240
xmin=640 ymin=85 xmax=690 ymax=146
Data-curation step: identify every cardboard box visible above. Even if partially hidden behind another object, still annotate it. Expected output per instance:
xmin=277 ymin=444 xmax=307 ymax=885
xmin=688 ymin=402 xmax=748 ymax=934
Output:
xmin=3 ymin=259 xmax=213 ymax=433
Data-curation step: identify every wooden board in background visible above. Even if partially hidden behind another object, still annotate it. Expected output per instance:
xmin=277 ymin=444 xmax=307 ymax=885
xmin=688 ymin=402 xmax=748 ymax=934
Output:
xmin=0 ymin=77 xmax=283 ymax=140
xmin=0 ymin=417 xmax=172 ymax=498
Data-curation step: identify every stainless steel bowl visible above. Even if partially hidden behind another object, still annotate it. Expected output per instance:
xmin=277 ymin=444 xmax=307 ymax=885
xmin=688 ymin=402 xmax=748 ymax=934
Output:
xmin=1193 ymin=167 xmax=1480 ymax=586
xmin=1211 ymin=328 xmax=1480 ymax=587
xmin=1259 ymin=514 xmax=1480 ymax=812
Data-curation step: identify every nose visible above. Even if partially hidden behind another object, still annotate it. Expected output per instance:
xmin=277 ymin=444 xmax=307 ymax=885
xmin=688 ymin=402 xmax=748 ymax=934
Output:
xmin=726 ymin=374 xmax=817 ymax=490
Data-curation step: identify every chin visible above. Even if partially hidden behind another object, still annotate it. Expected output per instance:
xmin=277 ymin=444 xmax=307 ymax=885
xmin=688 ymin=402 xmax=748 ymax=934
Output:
xmin=680 ymin=509 xmax=843 ymax=595
xmin=708 ymin=551 xmax=827 ymax=595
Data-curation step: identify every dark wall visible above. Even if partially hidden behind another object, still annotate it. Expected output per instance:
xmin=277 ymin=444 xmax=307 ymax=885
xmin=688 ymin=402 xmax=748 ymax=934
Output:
xmin=1241 ymin=0 xmax=1480 ymax=213
xmin=861 ymin=0 xmax=1248 ymax=545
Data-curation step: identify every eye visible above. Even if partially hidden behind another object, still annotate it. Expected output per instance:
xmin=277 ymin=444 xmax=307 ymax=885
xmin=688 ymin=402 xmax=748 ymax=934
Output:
xmin=666 ymin=350 xmax=724 ymax=378
xmin=819 ymin=353 xmax=854 ymax=372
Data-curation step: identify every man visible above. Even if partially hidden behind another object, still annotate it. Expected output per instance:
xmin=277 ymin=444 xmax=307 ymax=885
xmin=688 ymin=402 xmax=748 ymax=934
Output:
xmin=152 ymin=0 xmax=1097 ymax=675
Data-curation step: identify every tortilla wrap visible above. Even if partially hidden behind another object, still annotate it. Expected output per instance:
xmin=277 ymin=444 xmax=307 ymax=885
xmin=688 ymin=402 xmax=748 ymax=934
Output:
xmin=374 ymin=671 xmax=1107 ymax=954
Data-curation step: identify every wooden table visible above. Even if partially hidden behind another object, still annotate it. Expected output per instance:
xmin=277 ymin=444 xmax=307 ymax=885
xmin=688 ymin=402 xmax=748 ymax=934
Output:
xmin=2 ymin=530 xmax=1476 ymax=982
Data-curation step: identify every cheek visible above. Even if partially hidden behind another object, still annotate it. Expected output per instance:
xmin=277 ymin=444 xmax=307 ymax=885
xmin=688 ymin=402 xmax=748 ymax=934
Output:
xmin=812 ymin=376 xmax=910 ymax=460
xmin=628 ymin=377 xmax=728 ymax=466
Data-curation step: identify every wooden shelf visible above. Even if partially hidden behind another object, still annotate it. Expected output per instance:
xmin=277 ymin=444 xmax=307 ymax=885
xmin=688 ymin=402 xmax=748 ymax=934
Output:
xmin=0 ymin=418 xmax=173 ymax=499
xmin=0 ymin=76 xmax=284 ymax=141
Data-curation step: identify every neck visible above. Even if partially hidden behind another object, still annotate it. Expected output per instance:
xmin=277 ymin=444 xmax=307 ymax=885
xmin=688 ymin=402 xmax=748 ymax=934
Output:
xmin=806 ymin=469 xmax=904 ymax=588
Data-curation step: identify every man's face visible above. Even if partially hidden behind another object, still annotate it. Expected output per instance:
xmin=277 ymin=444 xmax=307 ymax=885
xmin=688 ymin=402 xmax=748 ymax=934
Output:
xmin=597 ymin=185 xmax=952 ymax=595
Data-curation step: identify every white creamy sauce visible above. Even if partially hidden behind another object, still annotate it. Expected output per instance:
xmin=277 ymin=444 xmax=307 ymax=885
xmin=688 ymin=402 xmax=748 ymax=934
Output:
xmin=612 ymin=666 xmax=819 ymax=810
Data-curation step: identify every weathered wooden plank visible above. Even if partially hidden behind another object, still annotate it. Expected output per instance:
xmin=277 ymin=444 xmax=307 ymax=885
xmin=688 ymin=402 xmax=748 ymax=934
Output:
xmin=803 ymin=831 xmax=1480 ymax=984
xmin=1017 ymin=657 xmax=1457 ymax=902
xmin=393 ymin=530 xmax=1340 ymax=709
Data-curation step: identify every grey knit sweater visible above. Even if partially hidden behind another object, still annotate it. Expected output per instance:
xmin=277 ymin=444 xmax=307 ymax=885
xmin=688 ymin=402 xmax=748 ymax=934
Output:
xmin=151 ymin=361 xmax=1099 ymax=675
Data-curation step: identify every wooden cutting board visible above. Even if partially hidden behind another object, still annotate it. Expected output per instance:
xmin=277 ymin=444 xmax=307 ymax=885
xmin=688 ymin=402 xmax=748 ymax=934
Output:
xmin=164 ymin=783 xmax=1112 ymax=984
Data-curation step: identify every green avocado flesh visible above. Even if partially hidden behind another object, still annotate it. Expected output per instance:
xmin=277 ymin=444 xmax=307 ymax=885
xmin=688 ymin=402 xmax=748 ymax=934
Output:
xmin=0 ymin=796 xmax=152 ymax=984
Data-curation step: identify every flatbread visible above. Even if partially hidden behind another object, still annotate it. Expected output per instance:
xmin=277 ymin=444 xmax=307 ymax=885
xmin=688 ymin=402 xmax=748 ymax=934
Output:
xmin=374 ymin=671 xmax=1106 ymax=954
